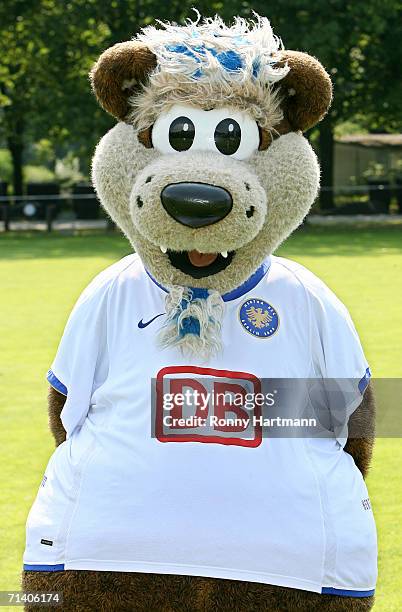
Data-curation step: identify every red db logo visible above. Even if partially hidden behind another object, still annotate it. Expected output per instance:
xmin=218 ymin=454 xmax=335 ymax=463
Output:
xmin=155 ymin=366 xmax=262 ymax=447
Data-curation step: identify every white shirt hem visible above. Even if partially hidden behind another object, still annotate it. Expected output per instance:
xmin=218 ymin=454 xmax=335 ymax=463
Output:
xmin=64 ymin=559 xmax=322 ymax=593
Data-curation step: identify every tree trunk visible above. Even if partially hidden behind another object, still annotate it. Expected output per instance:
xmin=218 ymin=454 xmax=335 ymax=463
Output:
xmin=318 ymin=117 xmax=334 ymax=210
xmin=7 ymin=118 xmax=24 ymax=196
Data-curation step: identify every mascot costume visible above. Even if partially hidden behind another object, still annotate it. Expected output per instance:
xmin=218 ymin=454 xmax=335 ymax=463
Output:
xmin=23 ymin=14 xmax=377 ymax=611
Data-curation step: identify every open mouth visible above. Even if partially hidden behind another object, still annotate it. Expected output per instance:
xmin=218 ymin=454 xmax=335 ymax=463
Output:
xmin=167 ymin=249 xmax=235 ymax=279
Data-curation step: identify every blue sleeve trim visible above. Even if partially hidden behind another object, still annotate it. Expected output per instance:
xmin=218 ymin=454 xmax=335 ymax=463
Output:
xmin=322 ymin=587 xmax=375 ymax=598
xmin=23 ymin=563 xmax=65 ymax=572
xmin=358 ymin=367 xmax=371 ymax=394
xmin=47 ymin=369 xmax=68 ymax=396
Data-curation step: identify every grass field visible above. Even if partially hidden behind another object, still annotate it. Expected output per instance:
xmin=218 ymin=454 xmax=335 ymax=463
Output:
xmin=0 ymin=226 xmax=401 ymax=610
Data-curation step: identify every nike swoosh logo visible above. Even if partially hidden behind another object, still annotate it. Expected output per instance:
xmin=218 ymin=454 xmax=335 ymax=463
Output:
xmin=138 ymin=313 xmax=164 ymax=329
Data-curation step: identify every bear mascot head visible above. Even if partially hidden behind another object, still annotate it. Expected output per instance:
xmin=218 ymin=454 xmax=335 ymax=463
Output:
xmin=90 ymin=14 xmax=332 ymax=358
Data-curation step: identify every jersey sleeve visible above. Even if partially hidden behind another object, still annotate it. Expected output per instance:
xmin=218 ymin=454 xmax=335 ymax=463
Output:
xmin=47 ymin=269 xmax=112 ymax=437
xmin=308 ymin=278 xmax=371 ymax=445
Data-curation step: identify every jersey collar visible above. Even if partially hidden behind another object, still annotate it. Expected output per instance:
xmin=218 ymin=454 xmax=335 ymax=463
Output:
xmin=145 ymin=256 xmax=271 ymax=303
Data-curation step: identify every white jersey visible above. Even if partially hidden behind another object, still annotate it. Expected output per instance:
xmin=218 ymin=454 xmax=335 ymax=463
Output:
xmin=24 ymin=254 xmax=377 ymax=596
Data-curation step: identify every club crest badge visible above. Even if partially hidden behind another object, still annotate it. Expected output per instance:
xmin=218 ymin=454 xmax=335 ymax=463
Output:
xmin=239 ymin=298 xmax=279 ymax=338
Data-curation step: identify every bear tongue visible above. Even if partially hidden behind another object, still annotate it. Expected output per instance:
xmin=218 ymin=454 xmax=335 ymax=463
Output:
xmin=188 ymin=250 xmax=218 ymax=267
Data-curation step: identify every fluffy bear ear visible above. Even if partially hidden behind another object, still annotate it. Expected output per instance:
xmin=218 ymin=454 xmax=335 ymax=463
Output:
xmin=90 ymin=41 xmax=157 ymax=121
xmin=272 ymin=51 xmax=332 ymax=133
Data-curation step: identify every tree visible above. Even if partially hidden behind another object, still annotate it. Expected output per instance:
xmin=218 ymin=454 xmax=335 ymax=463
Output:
xmin=251 ymin=0 xmax=402 ymax=208
xmin=0 ymin=0 xmax=201 ymax=193
xmin=0 ymin=0 xmax=113 ymax=194
xmin=1 ymin=0 xmax=400 ymax=201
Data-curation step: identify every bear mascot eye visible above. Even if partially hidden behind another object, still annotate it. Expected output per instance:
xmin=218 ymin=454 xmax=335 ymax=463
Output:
xmin=214 ymin=118 xmax=241 ymax=155
xmin=151 ymin=104 xmax=260 ymax=160
xmin=169 ymin=116 xmax=195 ymax=151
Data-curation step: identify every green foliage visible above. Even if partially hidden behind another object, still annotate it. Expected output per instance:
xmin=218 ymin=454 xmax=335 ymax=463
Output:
xmin=391 ymin=159 xmax=402 ymax=180
xmin=32 ymin=139 xmax=56 ymax=167
xmin=0 ymin=149 xmax=12 ymax=183
xmin=362 ymin=161 xmax=388 ymax=181
xmin=0 ymin=0 xmax=209 ymax=182
xmin=24 ymin=164 xmax=55 ymax=183
xmin=334 ymin=121 xmax=369 ymax=137
xmin=249 ymin=0 xmax=402 ymax=131
xmin=54 ymin=153 xmax=85 ymax=187
xmin=0 ymin=0 xmax=401 ymax=189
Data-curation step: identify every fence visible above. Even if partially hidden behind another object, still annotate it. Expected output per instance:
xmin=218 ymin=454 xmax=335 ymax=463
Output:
xmin=0 ymin=184 xmax=401 ymax=232
xmin=0 ymin=193 xmax=115 ymax=232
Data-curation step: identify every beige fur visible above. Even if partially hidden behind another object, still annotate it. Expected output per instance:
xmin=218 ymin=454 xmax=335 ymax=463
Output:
xmin=92 ymin=125 xmax=319 ymax=295
xmin=129 ymin=74 xmax=285 ymax=133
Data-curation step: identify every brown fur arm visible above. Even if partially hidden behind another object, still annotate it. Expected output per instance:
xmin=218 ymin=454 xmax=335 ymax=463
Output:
xmin=344 ymin=382 xmax=375 ymax=479
xmin=48 ymin=385 xmax=67 ymax=446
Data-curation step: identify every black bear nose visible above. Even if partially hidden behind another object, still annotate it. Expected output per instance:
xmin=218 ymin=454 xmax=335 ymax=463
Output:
xmin=161 ymin=182 xmax=233 ymax=228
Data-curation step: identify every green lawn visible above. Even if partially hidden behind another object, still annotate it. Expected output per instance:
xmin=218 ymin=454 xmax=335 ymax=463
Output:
xmin=0 ymin=226 xmax=401 ymax=610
